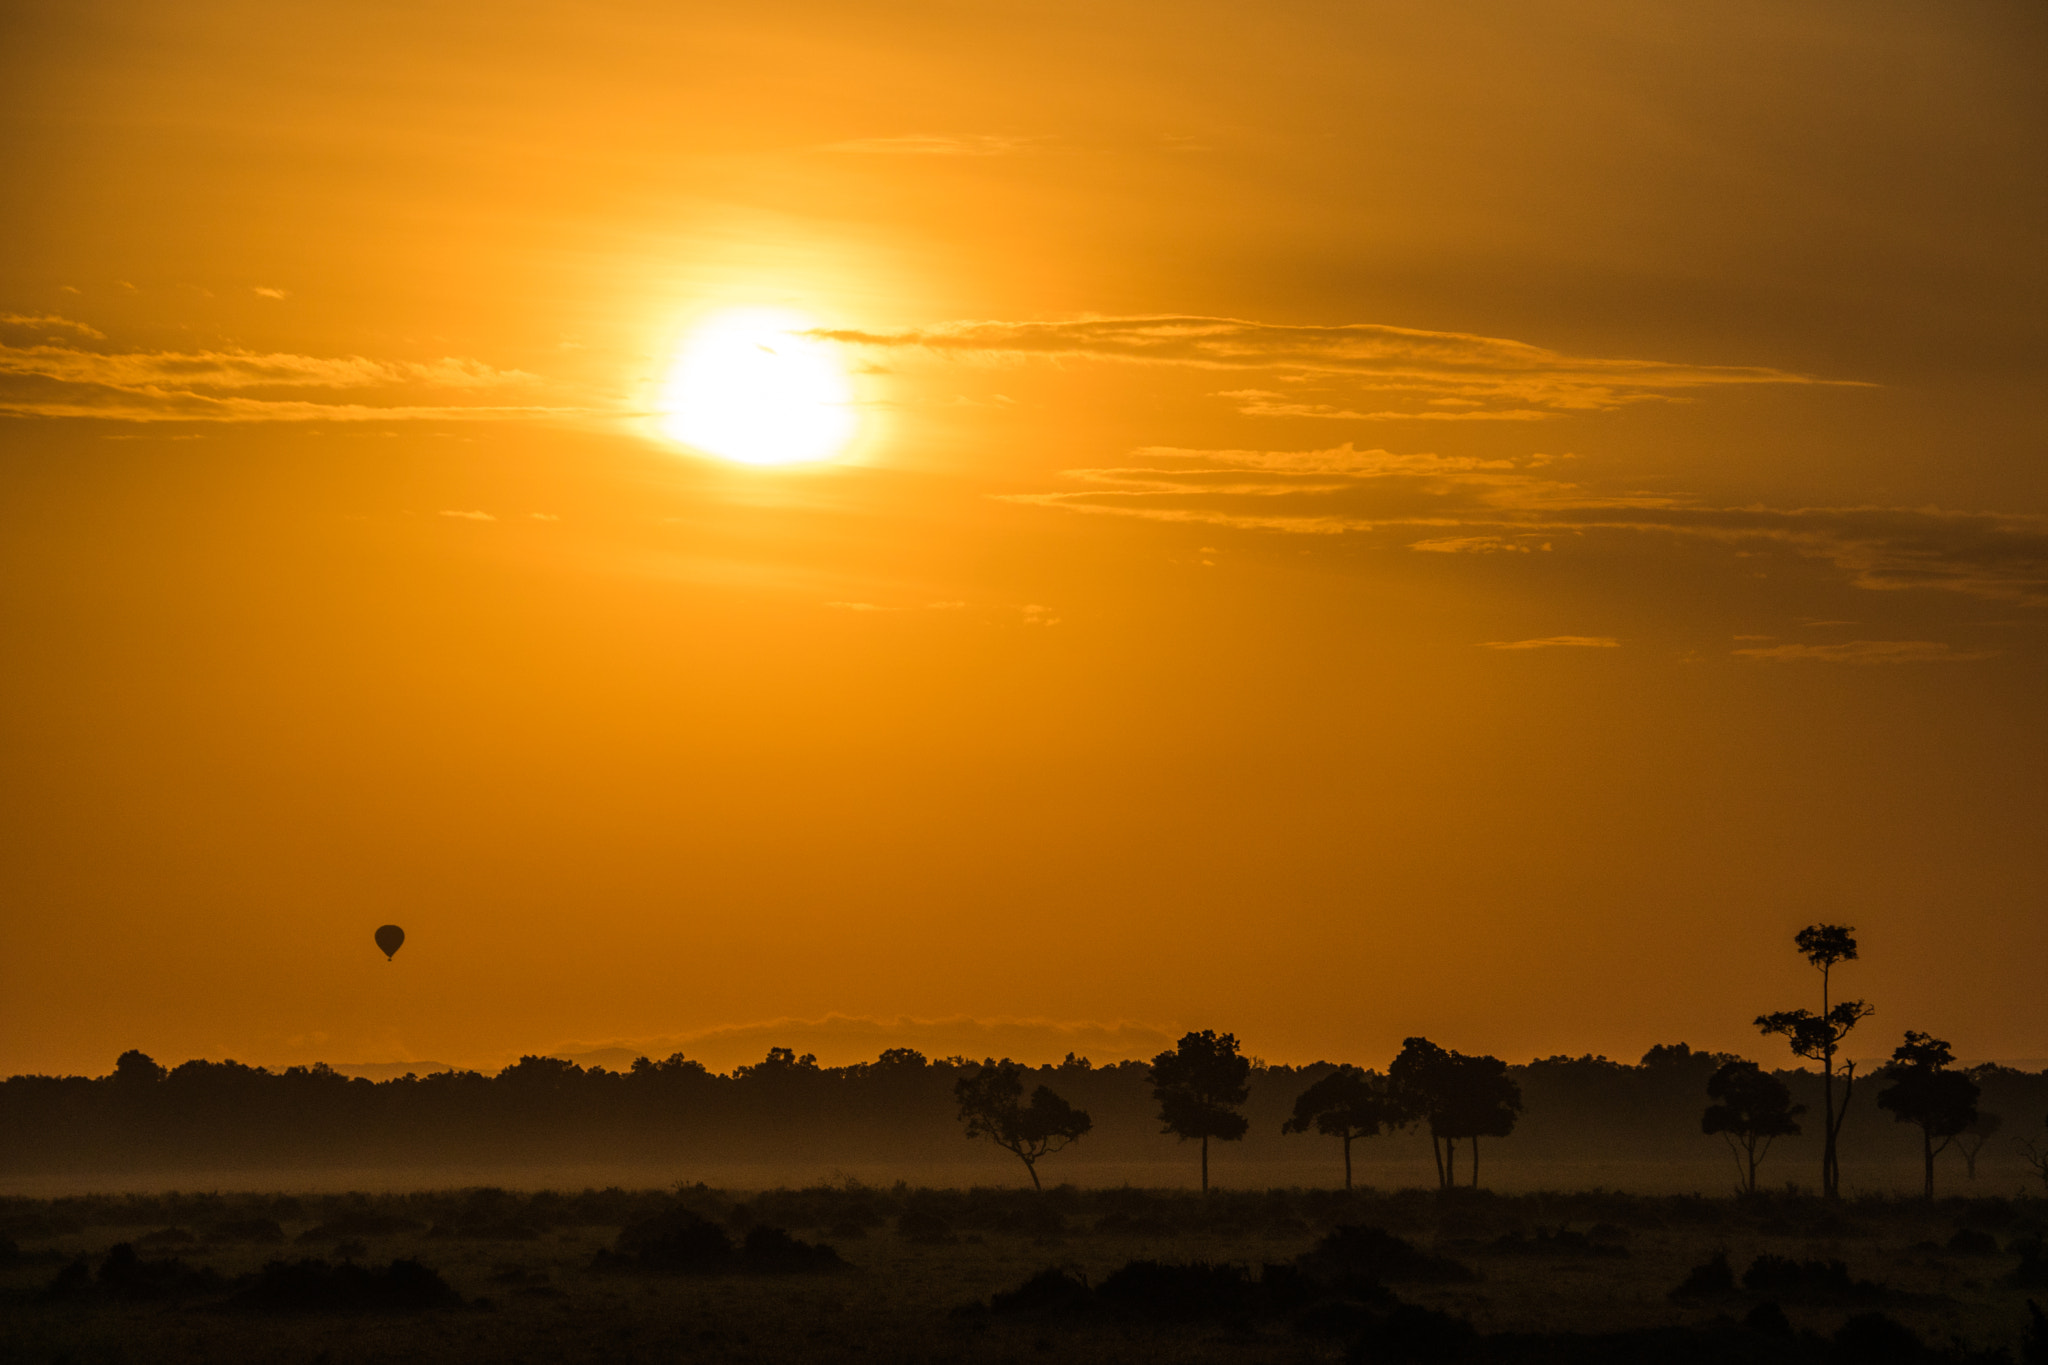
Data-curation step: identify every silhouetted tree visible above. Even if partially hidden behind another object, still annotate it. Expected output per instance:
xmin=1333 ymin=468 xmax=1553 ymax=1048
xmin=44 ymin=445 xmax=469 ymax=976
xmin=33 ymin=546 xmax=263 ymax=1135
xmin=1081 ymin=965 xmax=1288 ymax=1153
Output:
xmin=1700 ymin=1060 xmax=1804 ymax=1196
xmin=953 ymin=1061 xmax=1092 ymax=1191
xmin=1756 ymin=923 xmax=1872 ymax=1199
xmin=1281 ymin=1065 xmax=1411 ymax=1190
xmin=1956 ymin=1111 xmax=2002 ymax=1180
xmin=1148 ymin=1030 xmax=1250 ymax=1192
xmin=111 ymin=1050 xmax=165 ymax=1088
xmin=1388 ymin=1038 xmax=1522 ymax=1190
xmin=2024 ymin=1114 xmax=2048 ymax=1195
xmin=1876 ymin=1031 xmax=1979 ymax=1200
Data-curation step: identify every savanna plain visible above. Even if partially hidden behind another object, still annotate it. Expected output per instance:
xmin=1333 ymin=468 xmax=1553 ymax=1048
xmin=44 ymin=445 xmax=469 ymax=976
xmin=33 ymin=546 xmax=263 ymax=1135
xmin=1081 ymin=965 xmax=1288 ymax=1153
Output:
xmin=8 ymin=1182 xmax=2048 ymax=1364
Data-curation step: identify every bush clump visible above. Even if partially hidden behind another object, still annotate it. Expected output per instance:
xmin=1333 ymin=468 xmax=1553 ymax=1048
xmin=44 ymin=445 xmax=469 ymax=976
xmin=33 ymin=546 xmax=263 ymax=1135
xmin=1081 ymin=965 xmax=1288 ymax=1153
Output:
xmin=231 ymin=1257 xmax=461 ymax=1312
xmin=1741 ymin=1254 xmax=1886 ymax=1303
xmin=597 ymin=1206 xmax=842 ymax=1274
xmin=1298 ymin=1225 xmax=1478 ymax=1285
xmin=47 ymin=1243 xmax=228 ymax=1301
xmin=1669 ymin=1251 xmax=1736 ymax=1299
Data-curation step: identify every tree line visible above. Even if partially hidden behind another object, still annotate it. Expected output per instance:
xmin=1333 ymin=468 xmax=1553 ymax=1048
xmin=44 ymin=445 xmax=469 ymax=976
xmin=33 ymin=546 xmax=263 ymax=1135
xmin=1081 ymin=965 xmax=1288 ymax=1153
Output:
xmin=2 ymin=926 xmax=2037 ymax=1193
xmin=957 ymin=923 xmax=2013 ymax=1198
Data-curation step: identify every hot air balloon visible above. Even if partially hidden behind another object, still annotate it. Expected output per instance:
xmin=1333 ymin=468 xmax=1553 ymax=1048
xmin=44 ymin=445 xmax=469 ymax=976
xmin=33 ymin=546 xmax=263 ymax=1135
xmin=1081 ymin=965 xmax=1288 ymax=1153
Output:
xmin=374 ymin=924 xmax=405 ymax=961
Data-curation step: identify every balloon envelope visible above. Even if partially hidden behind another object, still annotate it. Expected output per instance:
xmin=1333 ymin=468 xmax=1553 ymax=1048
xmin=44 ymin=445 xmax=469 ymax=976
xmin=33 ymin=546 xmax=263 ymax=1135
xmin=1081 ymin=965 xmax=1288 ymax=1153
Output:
xmin=374 ymin=924 xmax=405 ymax=960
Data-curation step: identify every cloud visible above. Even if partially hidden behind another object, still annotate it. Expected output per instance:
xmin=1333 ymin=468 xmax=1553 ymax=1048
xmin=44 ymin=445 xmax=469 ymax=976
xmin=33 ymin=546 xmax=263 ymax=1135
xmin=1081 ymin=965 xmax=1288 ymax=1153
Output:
xmin=1 ymin=314 xmax=105 ymax=339
xmin=814 ymin=314 xmax=1856 ymax=419
xmin=1223 ymin=389 xmax=1555 ymax=422
xmin=1411 ymin=535 xmax=1542 ymax=554
xmin=1480 ymin=636 xmax=1620 ymax=650
xmin=0 ymin=333 xmax=581 ymax=424
xmin=820 ymin=134 xmax=1035 ymax=156
xmin=1733 ymin=640 xmax=1998 ymax=664
xmin=439 ymin=509 xmax=495 ymax=521
xmin=1004 ymin=442 xmax=2048 ymax=603
xmin=251 ymin=286 xmax=289 ymax=299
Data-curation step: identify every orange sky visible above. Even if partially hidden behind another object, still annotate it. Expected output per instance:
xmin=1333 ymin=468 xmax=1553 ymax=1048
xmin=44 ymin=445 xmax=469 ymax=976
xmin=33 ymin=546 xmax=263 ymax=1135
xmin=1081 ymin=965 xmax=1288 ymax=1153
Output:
xmin=3 ymin=0 xmax=2045 ymax=1078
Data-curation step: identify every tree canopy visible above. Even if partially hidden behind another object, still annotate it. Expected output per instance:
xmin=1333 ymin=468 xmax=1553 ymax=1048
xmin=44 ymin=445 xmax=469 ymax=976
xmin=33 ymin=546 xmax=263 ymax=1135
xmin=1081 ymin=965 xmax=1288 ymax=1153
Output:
xmin=1148 ymin=1030 xmax=1251 ymax=1192
xmin=1281 ymin=1064 xmax=1410 ymax=1190
xmin=953 ymin=1061 xmax=1092 ymax=1191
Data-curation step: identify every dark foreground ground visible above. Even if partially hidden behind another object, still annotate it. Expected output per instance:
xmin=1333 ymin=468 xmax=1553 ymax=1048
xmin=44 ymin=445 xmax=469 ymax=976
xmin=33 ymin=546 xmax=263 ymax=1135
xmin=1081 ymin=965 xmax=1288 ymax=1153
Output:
xmin=4 ymin=1185 xmax=2046 ymax=1364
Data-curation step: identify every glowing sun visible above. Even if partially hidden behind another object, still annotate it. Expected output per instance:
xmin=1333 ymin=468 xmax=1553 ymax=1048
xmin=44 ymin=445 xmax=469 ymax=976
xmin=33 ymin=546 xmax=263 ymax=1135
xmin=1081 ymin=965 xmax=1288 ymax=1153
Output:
xmin=658 ymin=309 xmax=857 ymax=465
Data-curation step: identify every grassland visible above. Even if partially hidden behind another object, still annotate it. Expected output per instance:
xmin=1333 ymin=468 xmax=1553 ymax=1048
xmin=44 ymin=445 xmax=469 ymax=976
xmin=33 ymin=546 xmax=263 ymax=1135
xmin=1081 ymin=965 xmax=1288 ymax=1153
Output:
xmin=4 ymin=1184 xmax=2044 ymax=1363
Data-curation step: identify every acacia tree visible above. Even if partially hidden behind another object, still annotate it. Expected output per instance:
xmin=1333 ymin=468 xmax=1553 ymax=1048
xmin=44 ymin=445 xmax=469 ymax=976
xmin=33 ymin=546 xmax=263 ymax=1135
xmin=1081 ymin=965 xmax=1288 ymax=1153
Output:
xmin=1701 ymin=1059 xmax=1804 ymax=1196
xmin=953 ymin=1061 xmax=1093 ymax=1191
xmin=1281 ymin=1065 xmax=1411 ymax=1190
xmin=1756 ymin=923 xmax=1873 ymax=1199
xmin=1956 ymin=1111 xmax=2002 ymax=1181
xmin=1388 ymin=1038 xmax=1522 ymax=1190
xmin=1876 ymin=1031 xmax=1980 ymax=1200
xmin=1148 ymin=1030 xmax=1251 ymax=1193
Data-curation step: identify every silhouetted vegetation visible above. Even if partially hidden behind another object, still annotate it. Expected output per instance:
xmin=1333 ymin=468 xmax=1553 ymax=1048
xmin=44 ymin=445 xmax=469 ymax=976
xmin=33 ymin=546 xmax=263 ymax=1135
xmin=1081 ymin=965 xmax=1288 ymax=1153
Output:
xmin=1147 ymin=1030 xmax=1251 ymax=1192
xmin=8 ymin=1184 xmax=2048 ymax=1363
xmin=8 ymin=1040 xmax=2046 ymax=1192
xmin=1282 ymin=1063 xmax=1408 ymax=1189
xmin=596 ymin=1205 xmax=843 ymax=1273
xmin=953 ymin=1060 xmax=1091 ymax=1190
xmin=230 ymin=1256 xmax=462 ymax=1312
xmin=1757 ymin=923 xmax=1873 ymax=1200
xmin=1880 ymin=1033 xmax=1983 ymax=1200
xmin=1389 ymin=1037 xmax=1523 ymax=1190
xmin=1704 ymin=1059 xmax=1806 ymax=1195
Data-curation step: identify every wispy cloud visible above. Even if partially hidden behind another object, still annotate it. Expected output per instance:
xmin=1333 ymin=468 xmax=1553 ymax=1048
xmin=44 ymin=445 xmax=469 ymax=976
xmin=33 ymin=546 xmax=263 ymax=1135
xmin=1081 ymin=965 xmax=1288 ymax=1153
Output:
xmin=251 ymin=286 xmax=289 ymax=299
xmin=820 ymin=134 xmax=1035 ymax=156
xmin=814 ymin=314 xmax=1856 ymax=419
xmin=1733 ymin=640 xmax=1998 ymax=664
xmin=1 ymin=314 xmax=105 ymax=339
xmin=1411 ymin=535 xmax=1547 ymax=554
xmin=0 ymin=330 xmax=581 ymax=424
xmin=1003 ymin=443 xmax=2048 ymax=603
xmin=439 ymin=510 xmax=495 ymax=521
xmin=1480 ymin=636 xmax=1620 ymax=650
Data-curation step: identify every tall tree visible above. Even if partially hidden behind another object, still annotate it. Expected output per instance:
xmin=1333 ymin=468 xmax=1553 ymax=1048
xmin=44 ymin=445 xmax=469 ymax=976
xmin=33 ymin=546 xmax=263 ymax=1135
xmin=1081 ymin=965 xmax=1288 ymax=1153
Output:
xmin=1700 ymin=1059 xmax=1804 ymax=1196
xmin=1756 ymin=923 xmax=1872 ymax=1199
xmin=1388 ymin=1038 xmax=1522 ymax=1190
xmin=1281 ymin=1065 xmax=1411 ymax=1190
xmin=1148 ymin=1030 xmax=1251 ymax=1193
xmin=953 ymin=1061 xmax=1092 ymax=1191
xmin=1876 ymin=1031 xmax=1979 ymax=1200
xmin=1439 ymin=1051 xmax=1522 ymax=1189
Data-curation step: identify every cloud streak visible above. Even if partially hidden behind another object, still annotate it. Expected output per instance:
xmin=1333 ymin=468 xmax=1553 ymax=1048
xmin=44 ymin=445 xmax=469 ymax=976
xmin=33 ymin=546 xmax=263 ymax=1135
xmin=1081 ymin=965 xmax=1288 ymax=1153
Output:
xmin=815 ymin=314 xmax=1857 ymax=419
xmin=0 ymin=324 xmax=579 ymax=424
xmin=1003 ymin=443 xmax=2048 ymax=603
xmin=1480 ymin=636 xmax=1620 ymax=650
xmin=820 ymin=134 xmax=1035 ymax=156
xmin=1733 ymin=640 xmax=1999 ymax=664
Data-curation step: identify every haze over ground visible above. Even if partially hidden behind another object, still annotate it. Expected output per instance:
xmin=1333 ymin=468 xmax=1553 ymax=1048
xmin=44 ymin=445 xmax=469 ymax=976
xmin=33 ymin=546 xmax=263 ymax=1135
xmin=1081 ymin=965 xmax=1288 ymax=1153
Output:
xmin=2 ymin=0 xmax=2044 ymax=1080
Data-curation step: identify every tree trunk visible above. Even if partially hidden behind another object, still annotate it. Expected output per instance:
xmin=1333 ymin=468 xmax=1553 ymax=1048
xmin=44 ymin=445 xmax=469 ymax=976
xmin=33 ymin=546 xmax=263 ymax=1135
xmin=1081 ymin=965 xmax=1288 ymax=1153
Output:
xmin=1026 ymin=1158 xmax=1042 ymax=1193
xmin=1821 ymin=962 xmax=1837 ymax=1199
xmin=1923 ymin=1131 xmax=1934 ymax=1201
xmin=1343 ymin=1132 xmax=1353 ymax=1192
xmin=1428 ymin=1131 xmax=1445 ymax=1190
xmin=1470 ymin=1136 xmax=1480 ymax=1189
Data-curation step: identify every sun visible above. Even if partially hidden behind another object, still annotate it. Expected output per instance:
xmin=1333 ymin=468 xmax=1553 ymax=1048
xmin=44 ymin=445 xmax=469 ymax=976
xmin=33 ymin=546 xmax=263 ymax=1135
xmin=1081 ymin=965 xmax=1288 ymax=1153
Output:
xmin=657 ymin=309 xmax=857 ymax=466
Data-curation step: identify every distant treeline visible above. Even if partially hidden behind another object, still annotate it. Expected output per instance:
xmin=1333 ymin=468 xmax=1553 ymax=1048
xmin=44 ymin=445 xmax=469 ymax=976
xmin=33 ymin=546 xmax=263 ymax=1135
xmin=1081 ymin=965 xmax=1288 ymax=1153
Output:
xmin=5 ymin=1042 xmax=2045 ymax=1189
